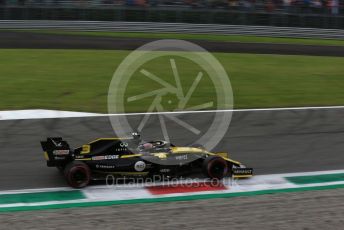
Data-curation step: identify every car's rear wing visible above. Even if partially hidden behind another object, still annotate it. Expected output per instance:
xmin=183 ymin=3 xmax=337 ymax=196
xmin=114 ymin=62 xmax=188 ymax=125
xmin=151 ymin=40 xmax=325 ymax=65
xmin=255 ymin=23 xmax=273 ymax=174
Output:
xmin=40 ymin=137 xmax=72 ymax=167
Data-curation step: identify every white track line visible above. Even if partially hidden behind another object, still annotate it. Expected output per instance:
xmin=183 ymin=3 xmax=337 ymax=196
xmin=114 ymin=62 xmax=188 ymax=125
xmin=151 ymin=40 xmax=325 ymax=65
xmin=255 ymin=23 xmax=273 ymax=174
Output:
xmin=1 ymin=106 xmax=344 ymax=121
xmin=107 ymin=105 xmax=344 ymax=116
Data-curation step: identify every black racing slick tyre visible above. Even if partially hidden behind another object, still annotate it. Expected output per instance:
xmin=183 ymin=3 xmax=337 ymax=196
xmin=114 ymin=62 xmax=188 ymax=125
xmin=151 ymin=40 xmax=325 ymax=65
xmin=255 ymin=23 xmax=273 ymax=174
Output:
xmin=64 ymin=161 xmax=91 ymax=188
xmin=202 ymin=156 xmax=228 ymax=180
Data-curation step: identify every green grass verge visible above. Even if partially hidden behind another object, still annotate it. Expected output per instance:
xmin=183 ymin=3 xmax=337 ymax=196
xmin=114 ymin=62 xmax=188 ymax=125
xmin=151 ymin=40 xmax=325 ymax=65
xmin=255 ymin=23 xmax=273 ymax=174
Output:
xmin=286 ymin=173 xmax=344 ymax=185
xmin=0 ymin=191 xmax=85 ymax=205
xmin=0 ymin=49 xmax=343 ymax=113
xmin=10 ymin=29 xmax=344 ymax=47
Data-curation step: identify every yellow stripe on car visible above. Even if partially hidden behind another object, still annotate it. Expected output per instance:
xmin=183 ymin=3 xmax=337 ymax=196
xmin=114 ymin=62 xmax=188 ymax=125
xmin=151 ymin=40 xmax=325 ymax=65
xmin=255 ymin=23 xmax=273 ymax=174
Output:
xmin=43 ymin=152 xmax=49 ymax=160
xmin=171 ymin=147 xmax=204 ymax=153
xmin=215 ymin=152 xmax=228 ymax=158
xmin=88 ymin=137 xmax=132 ymax=144
xmin=153 ymin=153 xmax=168 ymax=159
xmin=121 ymin=154 xmax=142 ymax=158
xmin=233 ymin=175 xmax=253 ymax=178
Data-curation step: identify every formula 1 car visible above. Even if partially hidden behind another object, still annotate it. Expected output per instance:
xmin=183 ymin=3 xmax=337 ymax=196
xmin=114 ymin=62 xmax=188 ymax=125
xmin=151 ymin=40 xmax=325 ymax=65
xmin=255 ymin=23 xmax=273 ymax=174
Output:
xmin=41 ymin=133 xmax=253 ymax=188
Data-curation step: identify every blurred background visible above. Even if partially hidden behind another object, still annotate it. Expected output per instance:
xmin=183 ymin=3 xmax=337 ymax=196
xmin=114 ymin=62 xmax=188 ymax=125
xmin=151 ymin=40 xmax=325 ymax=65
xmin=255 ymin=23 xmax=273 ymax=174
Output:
xmin=0 ymin=0 xmax=342 ymax=28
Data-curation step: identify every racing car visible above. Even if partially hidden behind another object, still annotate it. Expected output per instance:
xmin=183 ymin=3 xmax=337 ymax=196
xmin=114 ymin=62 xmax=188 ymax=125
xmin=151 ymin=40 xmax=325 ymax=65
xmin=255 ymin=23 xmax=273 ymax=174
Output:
xmin=41 ymin=133 xmax=253 ymax=188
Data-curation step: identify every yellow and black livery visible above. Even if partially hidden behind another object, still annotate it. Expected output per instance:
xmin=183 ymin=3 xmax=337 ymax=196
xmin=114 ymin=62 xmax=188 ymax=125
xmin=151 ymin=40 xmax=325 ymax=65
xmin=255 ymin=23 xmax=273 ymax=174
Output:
xmin=41 ymin=135 xmax=253 ymax=188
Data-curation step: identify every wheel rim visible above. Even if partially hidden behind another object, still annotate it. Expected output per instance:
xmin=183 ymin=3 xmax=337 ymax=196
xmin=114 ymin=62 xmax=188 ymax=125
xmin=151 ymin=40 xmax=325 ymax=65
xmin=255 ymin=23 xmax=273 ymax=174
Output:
xmin=69 ymin=166 xmax=89 ymax=187
xmin=208 ymin=159 xmax=227 ymax=179
xmin=73 ymin=169 xmax=87 ymax=184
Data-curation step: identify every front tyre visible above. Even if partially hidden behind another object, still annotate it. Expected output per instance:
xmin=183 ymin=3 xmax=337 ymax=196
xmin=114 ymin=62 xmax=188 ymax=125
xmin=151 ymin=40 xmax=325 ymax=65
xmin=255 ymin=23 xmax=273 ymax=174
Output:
xmin=64 ymin=161 xmax=91 ymax=188
xmin=202 ymin=156 xmax=228 ymax=180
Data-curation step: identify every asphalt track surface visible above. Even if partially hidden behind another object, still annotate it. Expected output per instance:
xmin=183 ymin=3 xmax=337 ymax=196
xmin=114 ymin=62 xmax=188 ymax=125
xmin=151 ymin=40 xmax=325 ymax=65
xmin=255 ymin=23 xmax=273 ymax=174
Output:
xmin=1 ymin=31 xmax=344 ymax=56
xmin=1 ymin=189 xmax=344 ymax=230
xmin=1 ymin=108 xmax=344 ymax=190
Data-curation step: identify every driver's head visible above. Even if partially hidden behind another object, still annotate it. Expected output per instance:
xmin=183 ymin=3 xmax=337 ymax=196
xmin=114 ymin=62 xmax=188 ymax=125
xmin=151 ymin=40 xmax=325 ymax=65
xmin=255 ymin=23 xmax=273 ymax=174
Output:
xmin=142 ymin=143 xmax=153 ymax=150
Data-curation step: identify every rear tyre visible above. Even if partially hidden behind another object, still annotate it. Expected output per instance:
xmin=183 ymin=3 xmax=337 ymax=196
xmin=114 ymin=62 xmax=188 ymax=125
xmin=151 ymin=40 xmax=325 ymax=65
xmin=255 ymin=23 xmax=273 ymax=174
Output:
xmin=202 ymin=156 xmax=228 ymax=180
xmin=64 ymin=161 xmax=91 ymax=188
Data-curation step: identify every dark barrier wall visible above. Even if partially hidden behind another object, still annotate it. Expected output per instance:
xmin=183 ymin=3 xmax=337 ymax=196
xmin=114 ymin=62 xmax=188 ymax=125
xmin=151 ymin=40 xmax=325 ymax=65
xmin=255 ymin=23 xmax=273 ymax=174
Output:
xmin=0 ymin=5 xmax=343 ymax=29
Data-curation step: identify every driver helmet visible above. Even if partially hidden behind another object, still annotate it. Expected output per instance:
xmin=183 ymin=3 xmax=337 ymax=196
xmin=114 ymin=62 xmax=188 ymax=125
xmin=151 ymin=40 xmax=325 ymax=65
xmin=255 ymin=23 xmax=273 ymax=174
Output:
xmin=142 ymin=142 xmax=154 ymax=150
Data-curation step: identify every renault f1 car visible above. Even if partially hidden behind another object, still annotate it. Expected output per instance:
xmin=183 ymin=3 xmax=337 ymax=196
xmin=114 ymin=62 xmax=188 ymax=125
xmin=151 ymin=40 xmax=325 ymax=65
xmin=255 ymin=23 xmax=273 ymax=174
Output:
xmin=41 ymin=133 xmax=253 ymax=188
